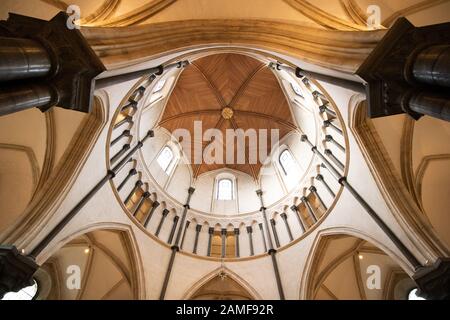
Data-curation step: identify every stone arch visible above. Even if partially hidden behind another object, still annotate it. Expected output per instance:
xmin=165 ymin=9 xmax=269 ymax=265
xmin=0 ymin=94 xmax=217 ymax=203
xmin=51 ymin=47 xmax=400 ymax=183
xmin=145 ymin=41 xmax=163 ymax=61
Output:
xmin=39 ymin=222 xmax=145 ymax=300
xmin=300 ymin=227 xmax=411 ymax=300
xmin=1 ymin=93 xmax=109 ymax=250
xmin=348 ymin=95 xmax=448 ymax=265
xmin=182 ymin=266 xmax=262 ymax=300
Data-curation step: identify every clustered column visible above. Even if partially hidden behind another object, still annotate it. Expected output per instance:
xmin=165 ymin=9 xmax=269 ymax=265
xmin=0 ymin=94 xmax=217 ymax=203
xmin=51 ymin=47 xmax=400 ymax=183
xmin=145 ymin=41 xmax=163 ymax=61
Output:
xmin=159 ymin=187 xmax=195 ymax=300
xmin=256 ymin=190 xmax=286 ymax=300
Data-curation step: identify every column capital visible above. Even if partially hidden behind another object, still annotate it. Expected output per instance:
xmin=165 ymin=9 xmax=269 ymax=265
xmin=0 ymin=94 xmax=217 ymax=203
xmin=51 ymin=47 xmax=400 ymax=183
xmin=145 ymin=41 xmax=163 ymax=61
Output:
xmin=208 ymin=227 xmax=215 ymax=234
xmin=162 ymin=209 xmax=170 ymax=216
xmin=142 ymin=191 xmax=151 ymax=198
xmin=1 ymin=12 xmax=105 ymax=113
xmin=234 ymin=228 xmax=240 ymax=235
xmin=280 ymin=213 xmax=288 ymax=220
xmin=309 ymin=186 xmax=317 ymax=192
xmin=196 ymin=225 xmax=202 ymax=232
xmin=152 ymin=200 xmax=160 ymax=208
xmin=246 ymin=226 xmax=253 ymax=233
xmin=290 ymin=205 xmax=299 ymax=212
xmin=357 ymin=18 xmax=450 ymax=119
xmin=221 ymin=229 xmax=227 ymax=235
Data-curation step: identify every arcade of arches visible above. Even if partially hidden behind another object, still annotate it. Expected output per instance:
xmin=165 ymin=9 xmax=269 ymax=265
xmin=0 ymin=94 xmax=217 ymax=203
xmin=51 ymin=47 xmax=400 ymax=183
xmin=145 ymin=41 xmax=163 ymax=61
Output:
xmin=0 ymin=0 xmax=449 ymax=300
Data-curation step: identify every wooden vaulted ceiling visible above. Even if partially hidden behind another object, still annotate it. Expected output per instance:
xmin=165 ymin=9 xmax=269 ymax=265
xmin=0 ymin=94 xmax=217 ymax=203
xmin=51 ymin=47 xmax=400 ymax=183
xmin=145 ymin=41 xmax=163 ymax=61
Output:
xmin=159 ymin=53 xmax=295 ymax=180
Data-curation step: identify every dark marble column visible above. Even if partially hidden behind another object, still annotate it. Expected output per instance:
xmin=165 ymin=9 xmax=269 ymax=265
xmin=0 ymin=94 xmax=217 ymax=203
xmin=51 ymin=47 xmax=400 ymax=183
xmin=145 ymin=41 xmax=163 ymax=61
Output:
xmin=270 ymin=62 xmax=365 ymax=94
xmin=167 ymin=216 xmax=180 ymax=244
xmin=193 ymin=225 xmax=202 ymax=254
xmin=207 ymin=227 xmax=214 ymax=257
xmin=179 ymin=221 xmax=190 ymax=250
xmin=301 ymin=196 xmax=317 ymax=223
xmin=280 ymin=213 xmax=294 ymax=241
xmin=256 ymin=190 xmax=285 ymax=300
xmin=290 ymin=205 xmax=306 ymax=233
xmin=325 ymin=135 xmax=345 ymax=152
xmin=0 ymin=131 xmax=154 ymax=298
xmin=159 ymin=187 xmax=195 ymax=300
xmin=143 ymin=201 xmax=160 ymax=228
xmin=117 ymin=168 xmax=137 ymax=192
xmin=315 ymin=174 xmax=335 ymax=197
xmin=247 ymin=226 xmax=254 ymax=257
xmin=258 ymin=223 xmax=267 ymax=252
xmin=301 ymin=134 xmax=422 ymax=270
xmin=270 ymin=219 xmax=281 ymax=248
xmin=234 ymin=228 xmax=240 ymax=258
xmin=155 ymin=209 xmax=169 ymax=237
xmin=309 ymin=186 xmax=327 ymax=211
xmin=132 ymin=191 xmax=150 ymax=217
xmin=323 ymin=120 xmax=343 ymax=135
xmin=124 ymin=180 xmax=143 ymax=205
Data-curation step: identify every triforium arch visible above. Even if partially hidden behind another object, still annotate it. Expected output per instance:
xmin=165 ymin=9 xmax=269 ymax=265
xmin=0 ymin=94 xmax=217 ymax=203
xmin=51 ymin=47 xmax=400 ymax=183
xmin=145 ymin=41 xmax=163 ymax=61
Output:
xmin=182 ymin=266 xmax=262 ymax=300
xmin=301 ymin=228 xmax=412 ymax=300
xmin=37 ymin=223 xmax=145 ymax=300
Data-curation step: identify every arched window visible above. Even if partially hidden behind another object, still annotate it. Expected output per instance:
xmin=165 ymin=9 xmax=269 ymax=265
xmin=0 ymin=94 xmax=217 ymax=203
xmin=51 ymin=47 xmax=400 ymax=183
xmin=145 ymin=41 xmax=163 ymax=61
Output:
xmin=217 ymin=179 xmax=233 ymax=200
xmin=407 ymin=288 xmax=425 ymax=300
xmin=157 ymin=146 xmax=175 ymax=174
xmin=279 ymin=149 xmax=295 ymax=175
xmin=1 ymin=279 xmax=38 ymax=300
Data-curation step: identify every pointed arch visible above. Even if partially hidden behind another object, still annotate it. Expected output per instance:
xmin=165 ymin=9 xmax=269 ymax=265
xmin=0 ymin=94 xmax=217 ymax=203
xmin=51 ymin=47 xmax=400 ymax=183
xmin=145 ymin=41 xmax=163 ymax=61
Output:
xmin=182 ymin=266 xmax=262 ymax=300
xmin=300 ymin=227 xmax=410 ymax=300
xmin=40 ymin=222 xmax=146 ymax=300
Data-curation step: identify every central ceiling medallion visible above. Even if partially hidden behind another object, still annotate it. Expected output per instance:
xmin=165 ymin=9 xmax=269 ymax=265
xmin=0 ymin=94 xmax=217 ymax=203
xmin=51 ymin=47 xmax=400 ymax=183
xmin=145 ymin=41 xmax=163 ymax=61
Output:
xmin=221 ymin=107 xmax=234 ymax=120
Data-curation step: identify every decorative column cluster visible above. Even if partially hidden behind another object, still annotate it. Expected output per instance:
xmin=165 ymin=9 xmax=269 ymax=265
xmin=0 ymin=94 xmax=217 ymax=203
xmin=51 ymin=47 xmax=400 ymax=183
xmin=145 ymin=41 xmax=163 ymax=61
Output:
xmin=0 ymin=12 xmax=105 ymax=116
xmin=256 ymin=190 xmax=285 ymax=300
xmin=159 ymin=187 xmax=195 ymax=300
xmin=357 ymin=18 xmax=450 ymax=122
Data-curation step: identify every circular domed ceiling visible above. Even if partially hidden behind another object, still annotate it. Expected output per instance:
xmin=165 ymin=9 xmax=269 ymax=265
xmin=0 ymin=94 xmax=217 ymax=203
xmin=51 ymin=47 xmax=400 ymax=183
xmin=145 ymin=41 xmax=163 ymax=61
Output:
xmin=159 ymin=53 xmax=297 ymax=180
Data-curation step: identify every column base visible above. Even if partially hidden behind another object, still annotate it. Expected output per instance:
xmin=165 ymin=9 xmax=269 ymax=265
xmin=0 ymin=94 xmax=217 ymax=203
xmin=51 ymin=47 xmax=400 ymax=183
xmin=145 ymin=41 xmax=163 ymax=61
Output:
xmin=0 ymin=245 xmax=39 ymax=299
xmin=413 ymin=258 xmax=450 ymax=300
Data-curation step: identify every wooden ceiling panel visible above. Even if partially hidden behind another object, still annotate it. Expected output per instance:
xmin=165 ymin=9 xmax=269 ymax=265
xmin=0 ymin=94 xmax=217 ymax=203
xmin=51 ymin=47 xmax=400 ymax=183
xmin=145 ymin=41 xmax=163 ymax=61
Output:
xmin=160 ymin=53 xmax=296 ymax=180
xmin=233 ymin=67 xmax=292 ymax=119
xmin=194 ymin=53 xmax=262 ymax=105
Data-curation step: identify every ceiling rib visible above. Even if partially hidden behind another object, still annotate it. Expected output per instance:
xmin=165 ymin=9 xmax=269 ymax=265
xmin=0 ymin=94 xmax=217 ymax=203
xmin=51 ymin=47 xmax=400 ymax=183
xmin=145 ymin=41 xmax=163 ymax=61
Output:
xmin=229 ymin=64 xmax=266 ymax=107
xmin=191 ymin=62 xmax=227 ymax=108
